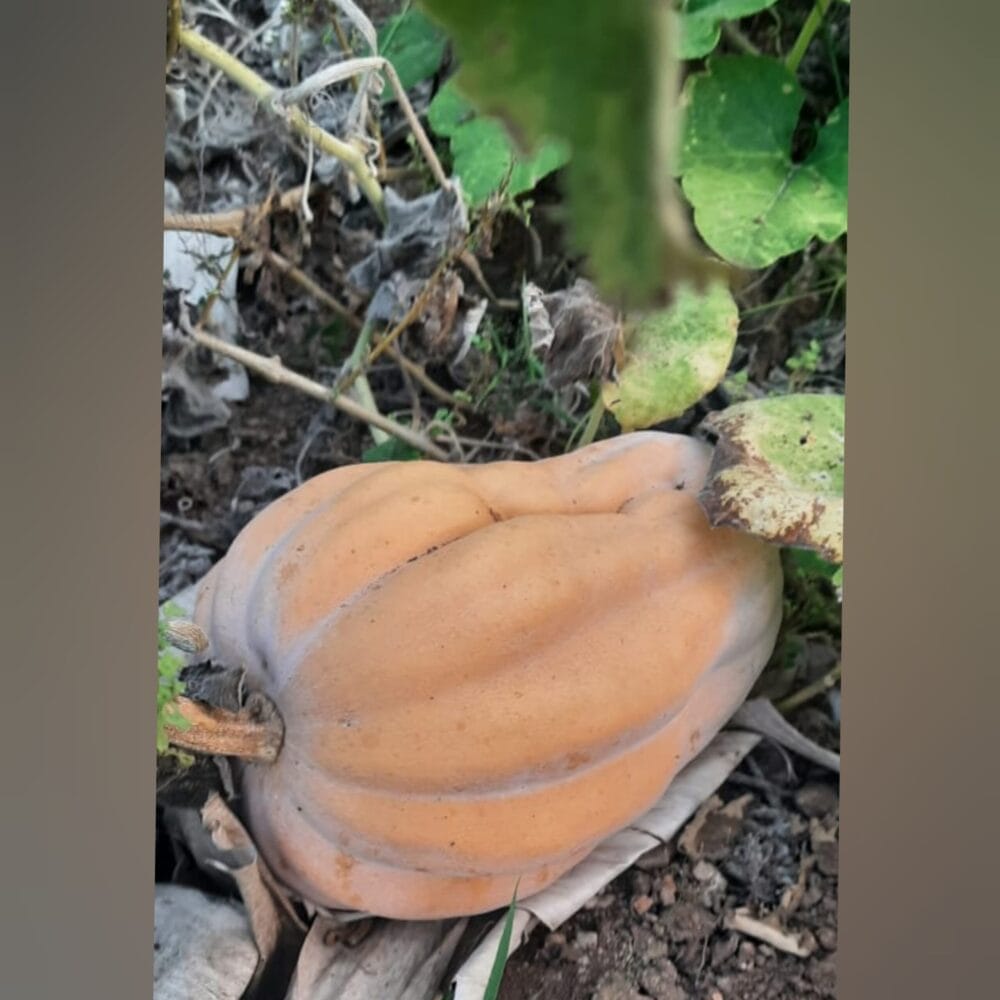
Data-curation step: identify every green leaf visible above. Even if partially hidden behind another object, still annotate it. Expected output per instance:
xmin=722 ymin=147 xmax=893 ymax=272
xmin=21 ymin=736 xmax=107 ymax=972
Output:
xmin=678 ymin=56 xmax=848 ymax=268
xmin=157 ymin=618 xmax=188 ymax=755
xmin=378 ymin=7 xmax=447 ymax=100
xmin=601 ymin=281 xmax=738 ymax=431
xmin=699 ymin=393 xmax=844 ymax=561
xmin=483 ymin=887 xmax=519 ymax=1000
xmin=678 ymin=1 xmax=779 ymax=60
xmin=428 ymin=80 xmax=569 ymax=205
xmin=362 ymin=438 xmax=423 ymax=463
xmin=418 ymin=0 xmax=722 ymax=304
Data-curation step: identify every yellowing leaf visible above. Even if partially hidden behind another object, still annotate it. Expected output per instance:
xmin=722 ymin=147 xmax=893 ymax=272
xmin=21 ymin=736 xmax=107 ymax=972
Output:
xmin=699 ymin=393 xmax=844 ymax=561
xmin=601 ymin=282 xmax=738 ymax=431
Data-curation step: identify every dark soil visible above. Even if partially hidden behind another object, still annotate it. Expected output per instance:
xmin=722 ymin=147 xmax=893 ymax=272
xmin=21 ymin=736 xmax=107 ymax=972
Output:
xmin=498 ymin=740 xmax=839 ymax=1000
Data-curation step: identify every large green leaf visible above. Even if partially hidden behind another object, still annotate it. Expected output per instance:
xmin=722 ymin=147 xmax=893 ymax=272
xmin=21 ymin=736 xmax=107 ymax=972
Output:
xmin=678 ymin=56 xmax=848 ymax=268
xmin=418 ymin=0 xmax=722 ymax=305
xmin=678 ymin=1 xmax=779 ymax=60
xmin=378 ymin=7 xmax=447 ymax=100
xmin=699 ymin=393 xmax=844 ymax=561
xmin=427 ymin=80 xmax=570 ymax=205
xmin=601 ymin=281 xmax=738 ymax=431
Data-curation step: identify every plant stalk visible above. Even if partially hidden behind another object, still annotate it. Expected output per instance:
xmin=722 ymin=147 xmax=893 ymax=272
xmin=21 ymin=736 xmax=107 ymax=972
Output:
xmin=785 ymin=0 xmax=833 ymax=75
xmin=776 ymin=662 xmax=842 ymax=715
xmin=176 ymin=25 xmax=386 ymax=219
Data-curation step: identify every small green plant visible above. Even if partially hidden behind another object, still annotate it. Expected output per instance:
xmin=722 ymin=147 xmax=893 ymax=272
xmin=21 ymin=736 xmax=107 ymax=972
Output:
xmin=157 ymin=603 xmax=190 ymax=757
xmin=786 ymin=337 xmax=822 ymax=382
xmin=469 ymin=315 xmax=576 ymax=433
xmin=482 ymin=885 xmax=519 ymax=1000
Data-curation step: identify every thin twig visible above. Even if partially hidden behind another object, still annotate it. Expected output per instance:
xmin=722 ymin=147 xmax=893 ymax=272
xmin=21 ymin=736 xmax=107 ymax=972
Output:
xmin=776 ymin=662 xmax=842 ymax=715
xmin=164 ymin=187 xmax=319 ymax=239
xmin=264 ymin=249 xmax=362 ymax=329
xmin=368 ymin=251 xmax=465 ymax=366
xmin=264 ymin=252 xmax=463 ymax=406
xmin=186 ymin=325 xmax=449 ymax=460
xmin=372 ymin=335 xmax=467 ymax=408
xmin=177 ymin=24 xmax=386 ymax=218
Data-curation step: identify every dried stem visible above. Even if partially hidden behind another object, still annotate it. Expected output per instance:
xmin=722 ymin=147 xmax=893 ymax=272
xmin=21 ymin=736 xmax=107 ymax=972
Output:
xmin=166 ymin=0 xmax=182 ymax=64
xmin=776 ymin=662 xmax=842 ymax=715
xmin=264 ymin=249 xmax=362 ymax=329
xmin=176 ymin=25 xmax=386 ymax=218
xmin=163 ymin=184 xmax=318 ymax=239
xmin=275 ymin=55 xmax=450 ymax=192
xmin=187 ymin=325 xmax=450 ymax=460
xmin=166 ymin=692 xmax=285 ymax=763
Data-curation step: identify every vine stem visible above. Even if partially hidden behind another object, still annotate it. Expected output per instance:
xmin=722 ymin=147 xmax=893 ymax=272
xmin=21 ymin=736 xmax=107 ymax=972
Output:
xmin=785 ymin=0 xmax=833 ymax=75
xmin=176 ymin=25 xmax=386 ymax=220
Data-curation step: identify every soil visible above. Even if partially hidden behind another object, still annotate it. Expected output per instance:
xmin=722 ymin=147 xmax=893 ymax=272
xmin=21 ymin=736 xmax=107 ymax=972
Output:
xmin=497 ymin=740 xmax=839 ymax=1000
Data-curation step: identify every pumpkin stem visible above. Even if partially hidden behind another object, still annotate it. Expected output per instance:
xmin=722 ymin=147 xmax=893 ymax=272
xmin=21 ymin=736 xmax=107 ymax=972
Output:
xmin=165 ymin=691 xmax=284 ymax=763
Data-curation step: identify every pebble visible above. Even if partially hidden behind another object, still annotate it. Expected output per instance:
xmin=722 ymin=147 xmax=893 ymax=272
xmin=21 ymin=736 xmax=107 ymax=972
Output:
xmin=658 ymin=874 xmax=678 ymax=906
xmin=795 ymin=783 xmax=839 ymax=818
xmin=638 ymin=965 xmax=689 ymax=1000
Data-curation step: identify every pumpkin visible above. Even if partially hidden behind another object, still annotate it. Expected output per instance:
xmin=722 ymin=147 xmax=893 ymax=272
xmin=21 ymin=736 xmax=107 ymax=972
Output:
xmin=193 ymin=432 xmax=783 ymax=919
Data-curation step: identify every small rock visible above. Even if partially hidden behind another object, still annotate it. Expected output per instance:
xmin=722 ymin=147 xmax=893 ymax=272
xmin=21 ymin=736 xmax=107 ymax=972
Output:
xmin=817 ymin=926 xmax=838 ymax=951
xmin=692 ymin=860 xmax=719 ymax=882
xmin=814 ymin=842 xmax=838 ymax=877
xmin=636 ymin=844 xmax=674 ymax=871
xmin=658 ymin=874 xmax=678 ymax=907
xmin=631 ymin=870 xmax=654 ymax=896
xmin=801 ymin=883 xmax=825 ymax=909
xmin=711 ymin=933 xmax=739 ymax=966
xmin=808 ymin=953 xmax=838 ymax=994
xmin=631 ymin=925 xmax=669 ymax=962
xmin=632 ymin=894 xmax=655 ymax=916
xmin=638 ymin=965 xmax=689 ymax=1000
xmin=737 ymin=941 xmax=756 ymax=970
xmin=691 ymin=860 xmax=728 ymax=909
xmin=662 ymin=902 xmax=716 ymax=943
xmin=584 ymin=892 xmax=617 ymax=910
xmin=593 ymin=971 xmax=645 ymax=1000
xmin=542 ymin=931 xmax=569 ymax=960
xmin=795 ymin=783 xmax=839 ymax=818
xmin=575 ymin=930 xmax=599 ymax=951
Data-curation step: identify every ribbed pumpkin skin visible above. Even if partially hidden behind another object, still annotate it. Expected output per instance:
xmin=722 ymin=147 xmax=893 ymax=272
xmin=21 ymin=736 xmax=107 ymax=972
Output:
xmin=194 ymin=433 xmax=783 ymax=919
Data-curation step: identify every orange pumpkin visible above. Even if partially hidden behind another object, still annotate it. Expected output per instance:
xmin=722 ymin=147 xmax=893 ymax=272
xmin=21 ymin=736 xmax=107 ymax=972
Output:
xmin=194 ymin=432 xmax=783 ymax=919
